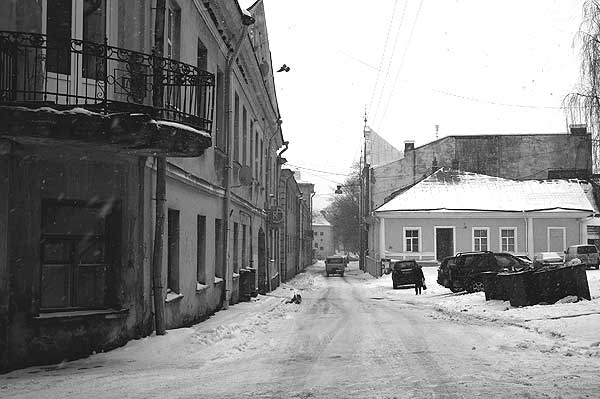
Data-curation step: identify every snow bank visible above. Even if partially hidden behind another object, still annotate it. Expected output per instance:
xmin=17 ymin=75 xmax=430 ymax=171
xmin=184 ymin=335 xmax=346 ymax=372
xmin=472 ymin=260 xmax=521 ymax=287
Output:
xmin=369 ymin=266 xmax=600 ymax=351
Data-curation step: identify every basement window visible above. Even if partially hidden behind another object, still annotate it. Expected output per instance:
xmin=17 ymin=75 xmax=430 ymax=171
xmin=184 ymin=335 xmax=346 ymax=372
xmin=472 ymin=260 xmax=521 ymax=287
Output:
xmin=40 ymin=199 xmax=119 ymax=311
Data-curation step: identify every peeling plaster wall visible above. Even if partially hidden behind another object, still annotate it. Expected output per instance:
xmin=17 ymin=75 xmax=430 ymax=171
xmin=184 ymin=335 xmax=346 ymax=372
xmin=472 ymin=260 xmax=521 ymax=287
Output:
xmin=372 ymin=134 xmax=592 ymax=208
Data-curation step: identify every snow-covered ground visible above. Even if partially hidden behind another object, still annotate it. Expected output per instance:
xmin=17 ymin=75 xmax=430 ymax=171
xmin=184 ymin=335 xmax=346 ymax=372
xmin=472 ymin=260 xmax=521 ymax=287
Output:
xmin=2 ymin=262 xmax=600 ymax=398
xmin=367 ymin=266 xmax=600 ymax=351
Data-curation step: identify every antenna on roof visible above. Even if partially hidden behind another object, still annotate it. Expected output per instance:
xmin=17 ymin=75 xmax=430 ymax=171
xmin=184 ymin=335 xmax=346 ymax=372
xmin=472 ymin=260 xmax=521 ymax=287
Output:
xmin=435 ymin=124 xmax=439 ymax=139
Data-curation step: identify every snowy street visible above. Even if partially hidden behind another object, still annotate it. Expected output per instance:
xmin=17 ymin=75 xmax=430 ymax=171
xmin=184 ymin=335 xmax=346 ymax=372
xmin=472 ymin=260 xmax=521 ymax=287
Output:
xmin=2 ymin=261 xmax=600 ymax=398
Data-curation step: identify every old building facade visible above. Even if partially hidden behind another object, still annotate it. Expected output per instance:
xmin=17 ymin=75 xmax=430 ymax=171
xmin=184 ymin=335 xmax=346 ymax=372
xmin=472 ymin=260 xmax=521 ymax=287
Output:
xmin=370 ymin=168 xmax=596 ymax=277
xmin=362 ymin=129 xmax=593 ymax=276
xmin=312 ymin=213 xmax=334 ymax=260
xmin=371 ymin=132 xmax=593 ymax=209
xmin=0 ymin=0 xmax=311 ymax=372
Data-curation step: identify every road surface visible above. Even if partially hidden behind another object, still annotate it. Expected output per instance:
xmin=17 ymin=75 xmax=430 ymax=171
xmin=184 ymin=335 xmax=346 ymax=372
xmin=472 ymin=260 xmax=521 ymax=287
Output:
xmin=1 ymin=262 xmax=599 ymax=398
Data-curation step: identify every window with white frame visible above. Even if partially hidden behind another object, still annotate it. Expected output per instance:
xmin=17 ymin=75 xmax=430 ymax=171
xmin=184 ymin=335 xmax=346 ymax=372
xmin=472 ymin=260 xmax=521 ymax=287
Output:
xmin=500 ymin=228 xmax=516 ymax=252
xmin=473 ymin=228 xmax=489 ymax=251
xmin=404 ymin=228 xmax=420 ymax=252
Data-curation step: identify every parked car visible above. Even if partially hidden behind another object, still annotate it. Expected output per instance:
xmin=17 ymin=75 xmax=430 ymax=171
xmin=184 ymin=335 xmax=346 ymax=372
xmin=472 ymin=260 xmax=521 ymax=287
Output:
xmin=533 ymin=252 xmax=564 ymax=268
xmin=437 ymin=251 xmax=531 ymax=293
xmin=391 ymin=260 xmax=419 ymax=289
xmin=564 ymin=245 xmax=600 ymax=269
xmin=437 ymin=256 xmax=457 ymax=291
xmin=515 ymin=255 xmax=533 ymax=265
xmin=325 ymin=255 xmax=346 ymax=277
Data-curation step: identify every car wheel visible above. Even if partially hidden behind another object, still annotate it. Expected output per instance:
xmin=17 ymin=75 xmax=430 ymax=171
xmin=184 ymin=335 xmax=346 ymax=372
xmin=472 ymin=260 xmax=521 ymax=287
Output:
xmin=468 ymin=280 xmax=485 ymax=293
xmin=449 ymin=286 xmax=463 ymax=293
xmin=326 ymin=273 xmax=330 ymax=277
xmin=340 ymin=272 xmax=344 ymax=277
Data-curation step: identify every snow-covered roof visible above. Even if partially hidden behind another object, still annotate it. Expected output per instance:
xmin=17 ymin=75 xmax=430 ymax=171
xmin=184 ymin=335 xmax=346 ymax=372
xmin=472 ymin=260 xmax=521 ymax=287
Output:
xmin=238 ymin=0 xmax=259 ymax=11
xmin=312 ymin=213 xmax=331 ymax=226
xmin=375 ymin=168 xmax=595 ymax=214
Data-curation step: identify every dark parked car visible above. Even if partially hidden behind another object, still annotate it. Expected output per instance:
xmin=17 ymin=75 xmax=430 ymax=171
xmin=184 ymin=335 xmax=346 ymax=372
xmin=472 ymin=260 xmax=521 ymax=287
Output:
xmin=437 ymin=256 xmax=458 ymax=292
xmin=392 ymin=260 xmax=419 ymax=289
xmin=437 ymin=251 xmax=531 ymax=293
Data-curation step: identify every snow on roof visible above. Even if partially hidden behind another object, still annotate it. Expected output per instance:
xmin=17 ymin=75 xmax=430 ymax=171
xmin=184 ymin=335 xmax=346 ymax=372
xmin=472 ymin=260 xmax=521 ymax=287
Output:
xmin=238 ymin=0 xmax=259 ymax=11
xmin=375 ymin=168 xmax=595 ymax=213
xmin=312 ymin=213 xmax=331 ymax=226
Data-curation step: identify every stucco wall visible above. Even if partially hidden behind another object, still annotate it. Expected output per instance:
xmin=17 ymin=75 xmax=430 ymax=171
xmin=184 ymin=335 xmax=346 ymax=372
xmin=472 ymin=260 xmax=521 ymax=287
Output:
xmin=382 ymin=216 xmax=581 ymax=257
xmin=313 ymin=225 xmax=334 ymax=259
xmin=5 ymin=145 xmax=148 ymax=371
xmin=372 ymin=134 xmax=592 ymax=208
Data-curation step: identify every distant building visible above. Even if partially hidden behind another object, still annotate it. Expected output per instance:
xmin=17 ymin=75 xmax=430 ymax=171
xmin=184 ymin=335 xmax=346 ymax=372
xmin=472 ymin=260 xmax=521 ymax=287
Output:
xmin=371 ymin=131 xmax=593 ymax=209
xmin=368 ymin=168 xmax=597 ymax=276
xmin=364 ymin=126 xmax=404 ymax=168
xmin=278 ymin=169 xmax=313 ymax=282
xmin=312 ymin=213 xmax=334 ymax=259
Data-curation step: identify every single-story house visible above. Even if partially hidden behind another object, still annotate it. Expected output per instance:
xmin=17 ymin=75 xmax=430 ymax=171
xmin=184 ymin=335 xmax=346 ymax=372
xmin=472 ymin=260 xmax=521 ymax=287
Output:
xmin=372 ymin=168 xmax=597 ymax=264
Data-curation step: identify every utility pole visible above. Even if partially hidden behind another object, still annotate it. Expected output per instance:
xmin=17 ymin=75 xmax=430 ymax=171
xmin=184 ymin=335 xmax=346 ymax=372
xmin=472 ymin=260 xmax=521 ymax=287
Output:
xmin=151 ymin=0 xmax=167 ymax=335
xmin=360 ymin=111 xmax=368 ymax=272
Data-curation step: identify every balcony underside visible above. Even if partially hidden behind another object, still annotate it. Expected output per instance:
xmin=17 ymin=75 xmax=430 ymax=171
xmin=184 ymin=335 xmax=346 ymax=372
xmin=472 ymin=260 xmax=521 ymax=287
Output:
xmin=0 ymin=104 xmax=211 ymax=157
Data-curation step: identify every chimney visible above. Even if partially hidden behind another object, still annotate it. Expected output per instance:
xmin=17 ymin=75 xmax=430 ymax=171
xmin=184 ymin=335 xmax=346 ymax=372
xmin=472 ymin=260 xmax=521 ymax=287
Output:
xmin=451 ymin=158 xmax=459 ymax=170
xmin=404 ymin=140 xmax=415 ymax=153
xmin=569 ymin=124 xmax=587 ymax=135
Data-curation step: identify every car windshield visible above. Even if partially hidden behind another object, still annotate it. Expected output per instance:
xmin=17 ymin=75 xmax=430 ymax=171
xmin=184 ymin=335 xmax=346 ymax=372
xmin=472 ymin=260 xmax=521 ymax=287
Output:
xmin=394 ymin=262 xmax=415 ymax=270
xmin=494 ymin=254 xmax=518 ymax=270
xmin=577 ymin=246 xmax=598 ymax=254
xmin=327 ymin=258 xmax=344 ymax=264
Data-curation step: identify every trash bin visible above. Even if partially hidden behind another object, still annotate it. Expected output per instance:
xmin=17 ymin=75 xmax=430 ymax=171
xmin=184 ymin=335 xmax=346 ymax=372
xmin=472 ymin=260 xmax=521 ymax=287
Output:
xmin=507 ymin=269 xmax=537 ymax=307
xmin=535 ymin=264 xmax=590 ymax=304
xmin=481 ymin=271 xmax=501 ymax=301
xmin=239 ymin=269 xmax=251 ymax=302
xmin=496 ymin=272 xmax=515 ymax=301
xmin=246 ymin=267 xmax=258 ymax=298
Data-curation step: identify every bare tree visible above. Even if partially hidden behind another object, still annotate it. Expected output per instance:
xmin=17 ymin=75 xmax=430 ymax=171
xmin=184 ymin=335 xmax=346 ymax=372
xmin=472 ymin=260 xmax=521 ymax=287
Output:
xmin=324 ymin=164 xmax=361 ymax=253
xmin=565 ymin=0 xmax=600 ymax=171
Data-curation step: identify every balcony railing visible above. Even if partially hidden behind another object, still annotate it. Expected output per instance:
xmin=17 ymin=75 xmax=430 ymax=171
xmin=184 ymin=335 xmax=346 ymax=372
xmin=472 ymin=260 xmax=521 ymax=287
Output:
xmin=0 ymin=31 xmax=215 ymax=133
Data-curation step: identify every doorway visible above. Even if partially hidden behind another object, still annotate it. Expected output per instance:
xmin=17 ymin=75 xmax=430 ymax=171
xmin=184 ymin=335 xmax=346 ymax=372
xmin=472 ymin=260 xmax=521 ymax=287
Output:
xmin=257 ymin=227 xmax=266 ymax=294
xmin=435 ymin=227 xmax=455 ymax=261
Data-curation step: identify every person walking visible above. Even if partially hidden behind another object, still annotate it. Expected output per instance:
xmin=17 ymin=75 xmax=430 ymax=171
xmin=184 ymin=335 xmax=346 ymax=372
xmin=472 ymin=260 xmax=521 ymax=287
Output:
xmin=413 ymin=264 xmax=425 ymax=295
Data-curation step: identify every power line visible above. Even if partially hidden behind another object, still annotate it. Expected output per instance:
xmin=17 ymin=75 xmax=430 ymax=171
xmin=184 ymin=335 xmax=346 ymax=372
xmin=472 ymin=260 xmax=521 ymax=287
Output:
xmin=378 ymin=0 xmax=425 ymax=127
xmin=368 ymin=0 xmax=399 ymax=117
xmin=287 ymin=163 xmax=353 ymax=177
xmin=371 ymin=0 xmax=408 ymax=123
xmin=429 ymin=88 xmax=568 ymax=110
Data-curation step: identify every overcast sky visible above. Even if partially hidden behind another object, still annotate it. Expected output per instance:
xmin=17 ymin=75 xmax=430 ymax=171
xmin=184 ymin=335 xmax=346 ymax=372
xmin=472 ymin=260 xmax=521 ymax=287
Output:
xmin=262 ymin=0 xmax=586 ymax=210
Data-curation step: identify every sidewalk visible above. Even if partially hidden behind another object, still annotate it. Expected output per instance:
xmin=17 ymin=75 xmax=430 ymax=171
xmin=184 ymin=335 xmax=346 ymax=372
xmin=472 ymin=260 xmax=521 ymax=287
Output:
xmin=367 ymin=267 xmax=600 ymax=353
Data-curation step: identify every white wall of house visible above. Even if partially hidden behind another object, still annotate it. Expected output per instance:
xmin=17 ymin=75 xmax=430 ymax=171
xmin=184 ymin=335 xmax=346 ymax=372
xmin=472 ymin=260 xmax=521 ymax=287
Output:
xmin=313 ymin=224 xmax=334 ymax=259
xmin=379 ymin=215 xmax=584 ymax=261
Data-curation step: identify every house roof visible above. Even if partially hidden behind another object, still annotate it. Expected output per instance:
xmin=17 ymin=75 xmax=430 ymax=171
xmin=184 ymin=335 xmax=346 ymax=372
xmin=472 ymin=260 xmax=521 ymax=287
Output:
xmin=312 ymin=213 xmax=331 ymax=226
xmin=375 ymin=168 xmax=595 ymax=214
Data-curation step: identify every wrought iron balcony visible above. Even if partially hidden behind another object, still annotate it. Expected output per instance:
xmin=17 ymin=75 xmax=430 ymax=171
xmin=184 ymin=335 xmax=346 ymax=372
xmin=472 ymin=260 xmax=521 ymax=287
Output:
xmin=0 ymin=31 xmax=215 ymax=135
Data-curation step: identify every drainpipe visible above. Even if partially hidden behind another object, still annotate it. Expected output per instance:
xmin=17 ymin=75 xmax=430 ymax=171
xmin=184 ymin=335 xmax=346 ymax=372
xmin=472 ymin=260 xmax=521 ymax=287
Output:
xmin=150 ymin=0 xmax=167 ymax=336
xmin=223 ymin=15 xmax=255 ymax=309
xmin=265 ymin=124 xmax=282 ymax=291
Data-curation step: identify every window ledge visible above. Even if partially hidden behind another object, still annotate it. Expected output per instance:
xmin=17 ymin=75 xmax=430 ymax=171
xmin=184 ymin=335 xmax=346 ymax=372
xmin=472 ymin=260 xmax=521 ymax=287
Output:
xmin=34 ymin=308 xmax=128 ymax=321
xmin=214 ymin=277 xmax=224 ymax=285
xmin=165 ymin=292 xmax=184 ymax=303
xmin=232 ymin=273 xmax=240 ymax=279
xmin=196 ymin=282 xmax=209 ymax=293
